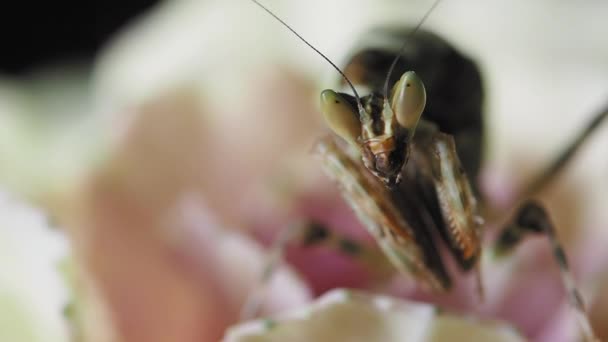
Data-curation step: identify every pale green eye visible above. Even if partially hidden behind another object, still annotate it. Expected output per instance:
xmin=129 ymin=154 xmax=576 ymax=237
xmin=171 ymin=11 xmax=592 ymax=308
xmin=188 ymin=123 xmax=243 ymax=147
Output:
xmin=320 ymin=89 xmax=361 ymax=146
xmin=390 ymin=71 xmax=426 ymax=133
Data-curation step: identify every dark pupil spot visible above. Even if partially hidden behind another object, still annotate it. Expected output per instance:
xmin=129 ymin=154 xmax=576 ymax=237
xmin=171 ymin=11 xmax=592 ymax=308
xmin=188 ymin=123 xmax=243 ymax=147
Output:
xmin=335 ymin=100 xmax=340 ymax=104
xmin=406 ymin=83 xmax=411 ymax=87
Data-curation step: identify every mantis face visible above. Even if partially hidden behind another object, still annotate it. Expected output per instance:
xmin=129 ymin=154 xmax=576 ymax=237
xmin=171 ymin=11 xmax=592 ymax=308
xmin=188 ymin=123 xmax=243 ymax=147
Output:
xmin=320 ymin=71 xmax=426 ymax=186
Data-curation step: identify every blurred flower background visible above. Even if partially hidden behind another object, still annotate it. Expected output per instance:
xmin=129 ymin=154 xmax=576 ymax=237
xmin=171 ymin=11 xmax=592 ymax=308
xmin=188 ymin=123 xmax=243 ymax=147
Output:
xmin=0 ymin=0 xmax=607 ymax=341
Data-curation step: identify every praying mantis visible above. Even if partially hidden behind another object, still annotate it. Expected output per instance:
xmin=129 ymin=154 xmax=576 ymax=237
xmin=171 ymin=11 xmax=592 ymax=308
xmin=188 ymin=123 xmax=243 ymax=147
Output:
xmin=243 ymin=1 xmax=607 ymax=340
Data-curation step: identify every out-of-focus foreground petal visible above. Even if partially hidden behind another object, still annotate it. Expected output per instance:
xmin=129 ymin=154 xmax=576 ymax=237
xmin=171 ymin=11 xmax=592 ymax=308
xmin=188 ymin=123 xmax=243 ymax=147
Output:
xmin=0 ymin=192 xmax=71 ymax=342
xmin=61 ymin=91 xmax=312 ymax=342
xmin=224 ymin=289 xmax=525 ymax=342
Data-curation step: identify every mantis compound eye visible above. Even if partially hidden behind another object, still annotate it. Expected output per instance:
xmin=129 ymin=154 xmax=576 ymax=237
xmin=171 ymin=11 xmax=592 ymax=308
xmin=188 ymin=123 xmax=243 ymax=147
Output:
xmin=320 ymin=89 xmax=361 ymax=146
xmin=391 ymin=71 xmax=426 ymax=135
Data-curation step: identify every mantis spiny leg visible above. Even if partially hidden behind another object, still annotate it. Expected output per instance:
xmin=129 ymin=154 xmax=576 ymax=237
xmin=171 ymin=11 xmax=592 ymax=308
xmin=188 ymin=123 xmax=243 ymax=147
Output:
xmin=240 ymin=220 xmax=387 ymax=321
xmin=495 ymin=201 xmax=598 ymax=342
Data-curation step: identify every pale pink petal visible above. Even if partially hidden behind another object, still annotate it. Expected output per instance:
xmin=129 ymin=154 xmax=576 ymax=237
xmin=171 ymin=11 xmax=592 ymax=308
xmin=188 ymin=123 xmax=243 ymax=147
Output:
xmin=61 ymin=91 xmax=312 ymax=342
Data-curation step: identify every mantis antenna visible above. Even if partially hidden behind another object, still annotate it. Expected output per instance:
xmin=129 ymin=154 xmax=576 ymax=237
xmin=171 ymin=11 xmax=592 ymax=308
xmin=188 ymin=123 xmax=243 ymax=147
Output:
xmin=248 ymin=0 xmax=367 ymax=119
xmin=382 ymin=0 xmax=442 ymax=99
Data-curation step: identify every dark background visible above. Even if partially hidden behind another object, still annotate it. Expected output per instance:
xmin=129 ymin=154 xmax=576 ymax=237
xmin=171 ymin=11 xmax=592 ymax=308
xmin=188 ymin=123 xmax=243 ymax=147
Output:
xmin=0 ymin=1 xmax=159 ymax=75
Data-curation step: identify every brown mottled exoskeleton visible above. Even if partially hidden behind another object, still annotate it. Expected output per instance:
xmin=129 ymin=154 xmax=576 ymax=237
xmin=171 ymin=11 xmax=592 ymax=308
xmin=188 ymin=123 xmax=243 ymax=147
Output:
xmin=246 ymin=1 xmax=607 ymax=340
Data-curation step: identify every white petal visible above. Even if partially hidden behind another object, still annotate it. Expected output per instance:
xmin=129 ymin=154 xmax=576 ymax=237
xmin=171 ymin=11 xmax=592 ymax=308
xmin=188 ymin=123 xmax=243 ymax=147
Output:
xmin=0 ymin=191 xmax=70 ymax=342
xmin=224 ymin=289 xmax=524 ymax=342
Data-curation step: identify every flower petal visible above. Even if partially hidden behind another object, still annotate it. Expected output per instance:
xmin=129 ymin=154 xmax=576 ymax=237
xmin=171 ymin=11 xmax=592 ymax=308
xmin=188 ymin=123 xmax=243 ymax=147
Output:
xmin=225 ymin=289 xmax=524 ymax=342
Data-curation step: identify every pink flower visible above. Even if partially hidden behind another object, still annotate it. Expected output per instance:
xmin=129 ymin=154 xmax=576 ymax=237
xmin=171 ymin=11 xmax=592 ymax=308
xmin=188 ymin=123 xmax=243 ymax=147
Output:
xmin=21 ymin=1 xmax=606 ymax=341
xmin=61 ymin=69 xmax=607 ymax=341
xmin=61 ymin=90 xmax=313 ymax=342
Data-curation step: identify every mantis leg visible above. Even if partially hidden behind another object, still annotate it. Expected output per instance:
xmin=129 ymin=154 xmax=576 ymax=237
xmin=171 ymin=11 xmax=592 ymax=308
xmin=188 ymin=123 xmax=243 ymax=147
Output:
xmin=240 ymin=220 xmax=387 ymax=321
xmin=424 ymin=131 xmax=485 ymax=297
xmin=494 ymin=201 xmax=597 ymax=342
xmin=522 ymin=102 xmax=608 ymax=198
